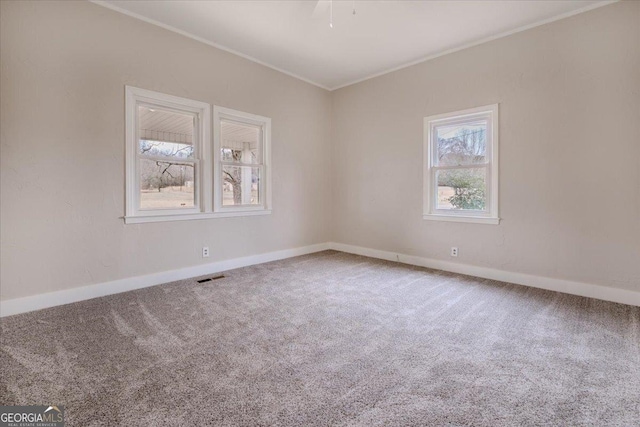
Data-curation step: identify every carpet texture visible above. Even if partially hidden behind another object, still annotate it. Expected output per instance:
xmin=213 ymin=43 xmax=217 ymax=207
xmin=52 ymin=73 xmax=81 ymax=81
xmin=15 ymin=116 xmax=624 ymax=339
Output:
xmin=1 ymin=251 xmax=639 ymax=426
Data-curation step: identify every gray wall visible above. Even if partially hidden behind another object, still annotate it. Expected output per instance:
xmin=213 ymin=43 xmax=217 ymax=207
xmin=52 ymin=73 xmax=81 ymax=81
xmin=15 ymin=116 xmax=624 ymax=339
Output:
xmin=0 ymin=1 xmax=333 ymax=300
xmin=330 ymin=1 xmax=639 ymax=293
xmin=2 ymin=1 xmax=638 ymax=302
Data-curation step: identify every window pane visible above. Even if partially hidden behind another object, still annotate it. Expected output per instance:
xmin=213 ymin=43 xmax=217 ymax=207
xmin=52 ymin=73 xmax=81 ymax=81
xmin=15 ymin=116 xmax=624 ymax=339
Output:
xmin=436 ymin=168 xmax=486 ymax=210
xmin=435 ymin=120 xmax=487 ymax=166
xmin=138 ymin=106 xmax=194 ymax=158
xmin=140 ymin=159 xmax=195 ymax=209
xmin=221 ymin=120 xmax=260 ymax=164
xmin=222 ymin=165 xmax=261 ymax=206
xmin=140 ymin=140 xmax=194 ymax=158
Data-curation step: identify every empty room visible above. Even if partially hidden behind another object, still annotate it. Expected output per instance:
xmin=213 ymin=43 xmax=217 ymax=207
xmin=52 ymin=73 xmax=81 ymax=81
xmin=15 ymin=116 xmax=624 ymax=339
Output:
xmin=1 ymin=0 xmax=639 ymax=425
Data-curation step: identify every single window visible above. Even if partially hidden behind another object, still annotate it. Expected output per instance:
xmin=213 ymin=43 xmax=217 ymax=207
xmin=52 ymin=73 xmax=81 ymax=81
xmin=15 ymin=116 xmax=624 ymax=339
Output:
xmin=423 ymin=105 xmax=499 ymax=224
xmin=214 ymin=106 xmax=271 ymax=214
xmin=126 ymin=87 xmax=210 ymax=222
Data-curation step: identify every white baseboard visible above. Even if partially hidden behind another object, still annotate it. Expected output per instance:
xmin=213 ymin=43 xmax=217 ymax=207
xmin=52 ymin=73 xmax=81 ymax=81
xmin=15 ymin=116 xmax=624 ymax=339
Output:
xmin=0 ymin=243 xmax=331 ymax=318
xmin=328 ymin=242 xmax=640 ymax=307
xmin=3 ymin=241 xmax=637 ymax=317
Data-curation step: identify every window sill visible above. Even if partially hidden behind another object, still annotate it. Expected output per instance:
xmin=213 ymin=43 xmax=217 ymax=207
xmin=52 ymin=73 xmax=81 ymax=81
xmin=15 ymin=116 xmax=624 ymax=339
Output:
xmin=422 ymin=214 xmax=500 ymax=225
xmin=124 ymin=209 xmax=272 ymax=224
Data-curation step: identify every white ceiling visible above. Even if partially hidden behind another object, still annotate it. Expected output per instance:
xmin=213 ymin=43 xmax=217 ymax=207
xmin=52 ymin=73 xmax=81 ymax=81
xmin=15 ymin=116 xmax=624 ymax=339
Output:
xmin=94 ymin=0 xmax=614 ymax=90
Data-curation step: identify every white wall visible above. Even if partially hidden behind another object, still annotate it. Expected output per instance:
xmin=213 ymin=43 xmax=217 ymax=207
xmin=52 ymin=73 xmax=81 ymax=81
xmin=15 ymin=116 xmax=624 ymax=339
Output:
xmin=331 ymin=1 xmax=640 ymax=293
xmin=0 ymin=1 xmax=333 ymax=301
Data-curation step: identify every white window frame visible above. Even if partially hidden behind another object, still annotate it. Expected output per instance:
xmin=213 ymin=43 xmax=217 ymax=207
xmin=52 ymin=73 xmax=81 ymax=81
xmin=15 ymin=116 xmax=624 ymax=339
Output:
xmin=423 ymin=104 xmax=500 ymax=225
xmin=125 ymin=87 xmax=273 ymax=224
xmin=213 ymin=106 xmax=272 ymax=215
xmin=125 ymin=86 xmax=211 ymax=224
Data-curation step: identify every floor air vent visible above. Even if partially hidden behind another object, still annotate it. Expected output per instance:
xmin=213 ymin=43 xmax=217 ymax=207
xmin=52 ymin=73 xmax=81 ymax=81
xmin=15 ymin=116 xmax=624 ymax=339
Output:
xmin=197 ymin=275 xmax=225 ymax=283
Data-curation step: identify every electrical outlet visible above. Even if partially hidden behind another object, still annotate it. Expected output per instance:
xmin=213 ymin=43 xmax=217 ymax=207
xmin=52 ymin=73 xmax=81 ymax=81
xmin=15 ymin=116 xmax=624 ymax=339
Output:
xmin=450 ymin=247 xmax=458 ymax=257
xmin=202 ymin=247 xmax=210 ymax=258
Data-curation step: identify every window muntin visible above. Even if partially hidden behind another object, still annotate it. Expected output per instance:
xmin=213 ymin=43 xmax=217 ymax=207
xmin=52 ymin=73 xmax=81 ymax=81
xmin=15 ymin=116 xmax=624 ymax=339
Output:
xmin=213 ymin=107 xmax=271 ymax=213
xmin=424 ymin=105 xmax=499 ymax=224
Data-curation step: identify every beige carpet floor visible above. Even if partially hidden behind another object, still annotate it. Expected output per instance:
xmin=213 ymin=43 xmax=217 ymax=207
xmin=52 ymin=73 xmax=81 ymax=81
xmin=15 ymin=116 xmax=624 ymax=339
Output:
xmin=1 ymin=250 xmax=639 ymax=426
